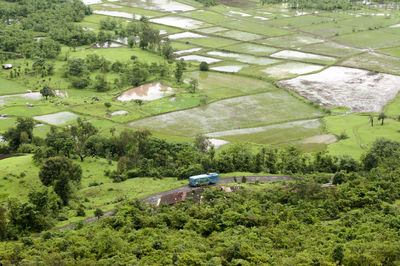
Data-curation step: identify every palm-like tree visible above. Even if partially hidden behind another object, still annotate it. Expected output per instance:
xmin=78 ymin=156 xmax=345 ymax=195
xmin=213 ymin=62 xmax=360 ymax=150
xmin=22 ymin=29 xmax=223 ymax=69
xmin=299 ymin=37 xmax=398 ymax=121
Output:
xmin=378 ymin=112 xmax=387 ymax=126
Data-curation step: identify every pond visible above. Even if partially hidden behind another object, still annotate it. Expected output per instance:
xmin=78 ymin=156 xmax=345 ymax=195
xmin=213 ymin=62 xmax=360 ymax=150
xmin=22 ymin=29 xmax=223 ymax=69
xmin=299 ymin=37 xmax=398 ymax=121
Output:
xmin=118 ymin=82 xmax=177 ymax=101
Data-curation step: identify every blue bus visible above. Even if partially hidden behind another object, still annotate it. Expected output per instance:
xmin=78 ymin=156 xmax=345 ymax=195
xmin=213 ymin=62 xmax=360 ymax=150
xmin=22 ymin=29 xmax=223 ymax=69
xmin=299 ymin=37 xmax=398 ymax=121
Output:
xmin=189 ymin=173 xmax=219 ymax=187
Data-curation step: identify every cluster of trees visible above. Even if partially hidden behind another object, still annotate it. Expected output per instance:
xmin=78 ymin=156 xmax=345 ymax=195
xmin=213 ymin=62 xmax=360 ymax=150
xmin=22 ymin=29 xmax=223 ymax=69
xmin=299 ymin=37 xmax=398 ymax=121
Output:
xmin=0 ymin=0 xmax=91 ymax=55
xmin=1 ymin=141 xmax=399 ymax=263
xmin=260 ymin=0 xmax=355 ymax=10
xmin=194 ymin=0 xmax=219 ymax=7
xmin=64 ymin=54 xmax=171 ymax=91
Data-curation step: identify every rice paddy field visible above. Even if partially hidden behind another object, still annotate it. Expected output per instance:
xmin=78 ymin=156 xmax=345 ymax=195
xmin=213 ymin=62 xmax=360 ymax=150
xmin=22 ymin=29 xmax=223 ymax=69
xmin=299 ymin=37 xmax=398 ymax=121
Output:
xmin=3 ymin=0 xmax=400 ymax=162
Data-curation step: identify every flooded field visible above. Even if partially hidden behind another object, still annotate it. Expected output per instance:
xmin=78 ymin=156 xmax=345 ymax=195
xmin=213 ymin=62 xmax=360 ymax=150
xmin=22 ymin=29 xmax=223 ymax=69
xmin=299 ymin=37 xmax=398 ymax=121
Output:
xmin=197 ymin=27 xmax=229 ymax=34
xmin=118 ymin=82 xmax=177 ymax=101
xmin=218 ymin=30 xmax=263 ymax=41
xmin=92 ymin=10 xmax=143 ymax=19
xmin=262 ymin=62 xmax=324 ymax=79
xmin=34 ymin=112 xmax=79 ymax=125
xmin=205 ymin=119 xmax=321 ymax=138
xmin=174 ymin=48 xmax=202 ymax=55
xmin=150 ymin=16 xmax=207 ymax=29
xmin=167 ymin=32 xmax=207 ymax=40
xmin=177 ymin=55 xmax=221 ymax=64
xmin=224 ymin=43 xmax=278 ymax=56
xmin=0 ymin=92 xmax=42 ymax=105
xmin=210 ymin=65 xmax=245 ymax=72
xmin=279 ymin=66 xmax=400 ymax=112
xmin=271 ymin=50 xmax=336 ymax=64
xmin=118 ymin=0 xmax=195 ymax=13
xmin=207 ymin=51 xmax=279 ymax=65
xmin=129 ymin=91 xmax=323 ymax=136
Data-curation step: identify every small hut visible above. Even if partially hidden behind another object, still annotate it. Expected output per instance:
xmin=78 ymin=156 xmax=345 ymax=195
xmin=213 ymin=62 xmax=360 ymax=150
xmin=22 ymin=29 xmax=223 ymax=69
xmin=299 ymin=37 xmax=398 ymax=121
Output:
xmin=2 ymin=64 xmax=13 ymax=69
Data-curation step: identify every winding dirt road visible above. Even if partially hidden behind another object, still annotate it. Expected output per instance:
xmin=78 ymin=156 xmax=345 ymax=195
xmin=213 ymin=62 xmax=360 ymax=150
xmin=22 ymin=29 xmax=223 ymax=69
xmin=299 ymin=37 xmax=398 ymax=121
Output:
xmin=58 ymin=176 xmax=292 ymax=231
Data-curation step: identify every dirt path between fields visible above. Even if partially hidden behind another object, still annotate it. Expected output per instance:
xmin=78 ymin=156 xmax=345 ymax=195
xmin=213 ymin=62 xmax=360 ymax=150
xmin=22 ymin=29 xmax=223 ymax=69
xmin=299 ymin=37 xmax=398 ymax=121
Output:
xmin=57 ymin=175 xmax=292 ymax=231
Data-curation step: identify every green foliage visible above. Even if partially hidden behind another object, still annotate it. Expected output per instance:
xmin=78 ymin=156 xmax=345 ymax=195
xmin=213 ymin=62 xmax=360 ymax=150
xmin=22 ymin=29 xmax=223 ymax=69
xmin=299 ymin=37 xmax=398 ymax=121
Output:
xmin=3 ymin=117 xmax=35 ymax=152
xmin=199 ymin=61 xmax=209 ymax=71
xmin=40 ymin=86 xmax=54 ymax=99
xmin=39 ymin=156 xmax=82 ymax=205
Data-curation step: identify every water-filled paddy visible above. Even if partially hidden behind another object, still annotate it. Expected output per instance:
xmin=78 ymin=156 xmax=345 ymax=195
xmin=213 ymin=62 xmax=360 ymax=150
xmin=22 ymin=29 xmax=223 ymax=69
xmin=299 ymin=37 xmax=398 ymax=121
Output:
xmin=150 ymin=16 xmax=208 ymax=29
xmin=262 ymin=62 xmax=324 ymax=79
xmin=207 ymin=51 xmax=279 ymax=65
xmin=279 ymin=66 xmax=400 ymax=112
xmin=210 ymin=65 xmax=245 ymax=72
xmin=118 ymin=82 xmax=177 ymax=101
xmin=117 ymin=0 xmax=195 ymax=13
xmin=0 ymin=92 xmax=42 ymax=105
xmin=33 ymin=112 xmax=79 ymax=125
xmin=270 ymin=50 xmax=336 ymax=64
xmin=177 ymin=55 xmax=221 ymax=64
xmin=167 ymin=32 xmax=207 ymax=40
xmin=129 ymin=91 xmax=323 ymax=136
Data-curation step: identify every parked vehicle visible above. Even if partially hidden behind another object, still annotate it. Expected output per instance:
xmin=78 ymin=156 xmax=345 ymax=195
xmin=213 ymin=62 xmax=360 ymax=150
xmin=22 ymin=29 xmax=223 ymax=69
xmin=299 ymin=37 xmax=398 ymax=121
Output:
xmin=189 ymin=173 xmax=219 ymax=187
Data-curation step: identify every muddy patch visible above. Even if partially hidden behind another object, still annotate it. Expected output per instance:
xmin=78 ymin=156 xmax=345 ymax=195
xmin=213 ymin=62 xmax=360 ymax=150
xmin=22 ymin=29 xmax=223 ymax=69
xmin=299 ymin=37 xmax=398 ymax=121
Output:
xmin=279 ymin=66 xmax=400 ymax=112
xmin=118 ymin=82 xmax=177 ymax=101
xmin=34 ymin=112 xmax=79 ymax=125
xmin=302 ymin=134 xmax=337 ymax=145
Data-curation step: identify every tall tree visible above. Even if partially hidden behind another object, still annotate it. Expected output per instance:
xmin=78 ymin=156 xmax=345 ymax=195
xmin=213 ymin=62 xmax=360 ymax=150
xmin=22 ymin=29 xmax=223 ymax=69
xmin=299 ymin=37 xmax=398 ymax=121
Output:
xmin=67 ymin=118 xmax=98 ymax=161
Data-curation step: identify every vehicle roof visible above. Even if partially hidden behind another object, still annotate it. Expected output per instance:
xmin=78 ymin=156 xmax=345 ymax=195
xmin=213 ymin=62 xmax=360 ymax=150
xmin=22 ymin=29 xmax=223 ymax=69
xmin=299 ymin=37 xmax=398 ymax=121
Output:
xmin=189 ymin=173 xmax=218 ymax=180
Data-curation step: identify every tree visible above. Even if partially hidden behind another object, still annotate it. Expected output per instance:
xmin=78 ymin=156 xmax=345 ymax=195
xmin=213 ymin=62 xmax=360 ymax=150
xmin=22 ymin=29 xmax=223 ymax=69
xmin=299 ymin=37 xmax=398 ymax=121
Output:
xmin=175 ymin=60 xmax=184 ymax=83
xmin=194 ymin=135 xmax=210 ymax=153
xmin=189 ymin=79 xmax=198 ymax=94
xmin=104 ymin=102 xmax=112 ymax=109
xmin=94 ymin=208 xmax=104 ymax=220
xmin=199 ymin=61 xmax=209 ymax=71
xmin=369 ymin=115 xmax=374 ymax=127
xmin=68 ymin=118 xmax=98 ymax=161
xmin=40 ymin=86 xmax=54 ymax=99
xmin=3 ymin=117 xmax=35 ymax=151
xmin=39 ymin=156 xmax=82 ymax=205
xmin=378 ymin=112 xmax=387 ymax=126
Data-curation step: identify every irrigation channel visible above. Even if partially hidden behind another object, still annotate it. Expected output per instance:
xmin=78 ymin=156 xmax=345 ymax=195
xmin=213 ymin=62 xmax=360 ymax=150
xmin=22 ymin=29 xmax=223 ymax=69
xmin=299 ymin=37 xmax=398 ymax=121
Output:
xmin=58 ymin=176 xmax=292 ymax=231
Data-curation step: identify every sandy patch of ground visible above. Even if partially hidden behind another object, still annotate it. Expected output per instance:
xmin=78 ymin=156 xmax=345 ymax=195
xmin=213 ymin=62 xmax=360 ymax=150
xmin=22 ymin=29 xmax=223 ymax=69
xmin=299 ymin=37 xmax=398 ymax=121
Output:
xmin=118 ymin=82 xmax=176 ymax=101
xmin=302 ymin=134 xmax=337 ymax=144
xmin=34 ymin=112 xmax=79 ymax=125
xmin=177 ymin=55 xmax=221 ymax=64
xmin=279 ymin=66 xmax=400 ymax=112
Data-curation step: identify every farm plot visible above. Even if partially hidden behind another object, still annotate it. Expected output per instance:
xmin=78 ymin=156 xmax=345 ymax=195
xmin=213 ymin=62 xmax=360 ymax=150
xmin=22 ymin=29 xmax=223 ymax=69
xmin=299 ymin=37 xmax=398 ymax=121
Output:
xmin=129 ymin=91 xmax=323 ymax=136
xmin=118 ymin=82 xmax=178 ymax=101
xmin=270 ymin=50 xmax=336 ymax=64
xmin=340 ymin=52 xmax=400 ymax=75
xmin=179 ymin=36 xmax=239 ymax=48
xmin=114 ymin=0 xmax=195 ymax=13
xmin=0 ymin=92 xmax=42 ymax=105
xmin=222 ymin=43 xmax=278 ymax=56
xmin=183 ymin=71 xmax=276 ymax=99
xmin=260 ymin=34 xmax=324 ymax=48
xmin=205 ymin=119 xmax=322 ymax=143
xmin=0 ymin=78 xmax=27 ymax=95
xmin=181 ymin=10 xmax=231 ymax=25
xmin=217 ymin=30 xmax=264 ymax=41
xmin=150 ymin=16 xmax=210 ymax=29
xmin=266 ymin=14 xmax=337 ymax=28
xmin=206 ymin=51 xmax=280 ymax=65
xmin=298 ymin=41 xmax=361 ymax=57
xmin=335 ymin=29 xmax=400 ymax=49
xmin=262 ymin=62 xmax=324 ymax=79
xmin=279 ymin=66 xmax=400 ymax=112
xmin=34 ymin=111 xmax=79 ymax=125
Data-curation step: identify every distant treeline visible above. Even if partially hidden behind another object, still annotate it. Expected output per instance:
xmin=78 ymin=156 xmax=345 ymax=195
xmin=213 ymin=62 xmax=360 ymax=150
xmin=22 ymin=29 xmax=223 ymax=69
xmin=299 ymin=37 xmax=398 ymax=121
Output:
xmin=260 ymin=0 xmax=400 ymax=10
